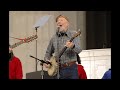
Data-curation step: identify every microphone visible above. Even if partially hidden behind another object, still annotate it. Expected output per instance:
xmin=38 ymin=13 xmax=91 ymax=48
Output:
xmin=57 ymin=25 xmax=62 ymax=29
xmin=29 ymin=55 xmax=51 ymax=65
xmin=56 ymin=25 xmax=63 ymax=37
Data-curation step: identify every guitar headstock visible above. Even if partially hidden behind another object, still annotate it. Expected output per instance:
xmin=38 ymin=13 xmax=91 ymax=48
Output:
xmin=73 ymin=29 xmax=81 ymax=38
xmin=24 ymin=35 xmax=38 ymax=43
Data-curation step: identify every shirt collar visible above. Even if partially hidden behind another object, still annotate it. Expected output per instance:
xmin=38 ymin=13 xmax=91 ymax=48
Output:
xmin=57 ymin=29 xmax=72 ymax=38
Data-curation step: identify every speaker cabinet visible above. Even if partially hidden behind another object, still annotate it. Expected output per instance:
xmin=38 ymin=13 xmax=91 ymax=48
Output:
xmin=26 ymin=70 xmax=54 ymax=79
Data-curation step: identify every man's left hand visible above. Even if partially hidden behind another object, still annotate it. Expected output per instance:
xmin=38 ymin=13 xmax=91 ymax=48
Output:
xmin=65 ymin=40 xmax=75 ymax=48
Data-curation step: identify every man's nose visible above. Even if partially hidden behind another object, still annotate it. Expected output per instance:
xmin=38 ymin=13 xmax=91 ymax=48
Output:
xmin=57 ymin=21 xmax=60 ymax=24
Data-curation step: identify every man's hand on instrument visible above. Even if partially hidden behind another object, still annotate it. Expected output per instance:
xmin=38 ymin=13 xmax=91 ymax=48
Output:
xmin=43 ymin=60 xmax=51 ymax=68
xmin=65 ymin=40 xmax=75 ymax=48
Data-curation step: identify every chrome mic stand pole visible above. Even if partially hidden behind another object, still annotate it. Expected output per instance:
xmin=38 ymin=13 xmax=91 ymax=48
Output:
xmin=35 ymin=27 xmax=44 ymax=79
xmin=40 ymin=62 xmax=44 ymax=79
xmin=35 ymin=27 xmax=38 ymax=71
xmin=33 ymin=15 xmax=52 ymax=78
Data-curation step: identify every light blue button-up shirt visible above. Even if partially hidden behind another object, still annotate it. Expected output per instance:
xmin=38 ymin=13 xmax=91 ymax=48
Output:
xmin=44 ymin=30 xmax=82 ymax=64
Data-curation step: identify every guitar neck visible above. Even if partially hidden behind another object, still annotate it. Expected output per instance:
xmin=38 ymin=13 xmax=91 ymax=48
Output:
xmin=58 ymin=46 xmax=67 ymax=58
xmin=58 ymin=37 xmax=75 ymax=58
xmin=58 ymin=30 xmax=81 ymax=59
xmin=10 ymin=40 xmax=24 ymax=49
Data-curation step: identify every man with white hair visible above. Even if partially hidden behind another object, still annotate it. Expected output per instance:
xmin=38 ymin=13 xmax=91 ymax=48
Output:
xmin=44 ymin=15 xmax=82 ymax=79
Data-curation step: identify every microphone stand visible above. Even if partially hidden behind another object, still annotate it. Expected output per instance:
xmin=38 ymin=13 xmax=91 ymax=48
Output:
xmin=40 ymin=62 xmax=44 ymax=79
xmin=33 ymin=15 xmax=52 ymax=77
xmin=35 ymin=27 xmax=44 ymax=79
xmin=35 ymin=27 xmax=38 ymax=71
xmin=30 ymin=55 xmax=50 ymax=79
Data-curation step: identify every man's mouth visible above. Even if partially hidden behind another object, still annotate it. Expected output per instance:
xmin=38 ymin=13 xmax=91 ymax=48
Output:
xmin=58 ymin=25 xmax=62 ymax=27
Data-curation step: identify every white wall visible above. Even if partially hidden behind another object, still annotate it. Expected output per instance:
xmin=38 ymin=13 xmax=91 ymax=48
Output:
xmin=79 ymin=48 xmax=111 ymax=79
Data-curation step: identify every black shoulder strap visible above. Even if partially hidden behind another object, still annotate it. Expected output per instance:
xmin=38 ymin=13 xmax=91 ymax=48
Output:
xmin=76 ymin=54 xmax=81 ymax=64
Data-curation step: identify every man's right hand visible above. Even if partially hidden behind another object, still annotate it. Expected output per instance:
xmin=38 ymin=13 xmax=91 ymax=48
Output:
xmin=43 ymin=60 xmax=51 ymax=68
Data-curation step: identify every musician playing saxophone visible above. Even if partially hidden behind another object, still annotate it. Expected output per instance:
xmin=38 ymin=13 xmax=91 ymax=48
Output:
xmin=44 ymin=15 xmax=82 ymax=79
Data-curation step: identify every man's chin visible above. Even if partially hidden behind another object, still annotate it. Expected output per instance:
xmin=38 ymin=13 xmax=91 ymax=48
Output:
xmin=59 ymin=29 xmax=66 ymax=32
